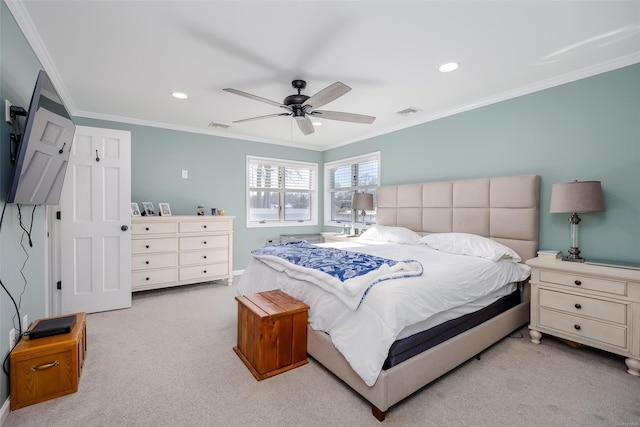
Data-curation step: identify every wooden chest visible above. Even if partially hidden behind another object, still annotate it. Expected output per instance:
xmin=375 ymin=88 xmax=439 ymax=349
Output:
xmin=234 ymin=290 xmax=309 ymax=380
xmin=10 ymin=313 xmax=87 ymax=410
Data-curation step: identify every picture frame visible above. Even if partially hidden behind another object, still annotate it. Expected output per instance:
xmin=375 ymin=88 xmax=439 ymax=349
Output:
xmin=158 ymin=202 xmax=172 ymax=216
xmin=130 ymin=202 xmax=141 ymax=217
xmin=142 ymin=202 xmax=155 ymax=216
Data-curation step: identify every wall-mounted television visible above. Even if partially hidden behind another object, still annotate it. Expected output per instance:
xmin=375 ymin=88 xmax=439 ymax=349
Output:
xmin=7 ymin=70 xmax=75 ymax=205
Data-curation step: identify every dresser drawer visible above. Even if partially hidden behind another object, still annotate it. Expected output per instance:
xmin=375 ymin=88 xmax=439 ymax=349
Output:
xmin=131 ymin=221 xmax=177 ymax=235
xmin=179 ymin=249 xmax=228 ymax=266
xmin=131 ymin=237 xmax=177 ymax=254
xmin=539 ymin=308 xmax=627 ymax=349
xmin=539 ymin=270 xmax=626 ymax=295
xmin=539 ymin=289 xmax=627 ymax=325
xmin=132 ymin=268 xmax=177 ymax=287
xmin=132 ymin=253 xmax=178 ymax=270
xmin=179 ymin=221 xmax=229 ymax=233
xmin=179 ymin=235 xmax=228 ymax=251
xmin=179 ymin=263 xmax=229 ymax=281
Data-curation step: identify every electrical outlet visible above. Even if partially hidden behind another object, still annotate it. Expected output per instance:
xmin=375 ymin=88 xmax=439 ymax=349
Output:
xmin=9 ymin=328 xmax=16 ymax=350
xmin=5 ymin=99 xmax=13 ymax=124
xmin=22 ymin=315 xmax=28 ymax=332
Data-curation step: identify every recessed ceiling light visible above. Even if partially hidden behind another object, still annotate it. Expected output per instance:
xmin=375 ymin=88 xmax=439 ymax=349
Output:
xmin=438 ymin=62 xmax=460 ymax=73
xmin=171 ymin=92 xmax=188 ymax=99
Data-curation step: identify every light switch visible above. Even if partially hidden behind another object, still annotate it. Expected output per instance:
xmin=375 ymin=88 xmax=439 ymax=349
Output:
xmin=182 ymin=170 xmax=188 ymax=179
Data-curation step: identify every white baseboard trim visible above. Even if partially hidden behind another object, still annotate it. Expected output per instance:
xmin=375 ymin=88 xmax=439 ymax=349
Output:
xmin=1 ymin=396 xmax=10 ymax=425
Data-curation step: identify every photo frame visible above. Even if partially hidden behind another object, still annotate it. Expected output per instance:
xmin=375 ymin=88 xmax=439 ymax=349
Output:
xmin=159 ymin=202 xmax=172 ymax=216
xmin=130 ymin=202 xmax=141 ymax=217
xmin=142 ymin=202 xmax=155 ymax=216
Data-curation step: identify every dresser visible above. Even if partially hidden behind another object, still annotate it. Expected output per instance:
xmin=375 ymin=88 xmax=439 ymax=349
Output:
xmin=527 ymin=257 xmax=640 ymax=376
xmin=131 ymin=215 xmax=234 ymax=291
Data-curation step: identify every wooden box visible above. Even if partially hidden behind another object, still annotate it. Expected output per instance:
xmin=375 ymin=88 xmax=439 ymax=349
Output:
xmin=10 ymin=313 xmax=86 ymax=410
xmin=234 ymin=290 xmax=309 ymax=380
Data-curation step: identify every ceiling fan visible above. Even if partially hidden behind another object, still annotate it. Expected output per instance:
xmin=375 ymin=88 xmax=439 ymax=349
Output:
xmin=223 ymin=80 xmax=375 ymax=135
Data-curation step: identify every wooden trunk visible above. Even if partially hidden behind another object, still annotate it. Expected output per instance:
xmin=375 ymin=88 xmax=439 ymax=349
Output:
xmin=234 ymin=290 xmax=309 ymax=380
xmin=10 ymin=313 xmax=86 ymax=410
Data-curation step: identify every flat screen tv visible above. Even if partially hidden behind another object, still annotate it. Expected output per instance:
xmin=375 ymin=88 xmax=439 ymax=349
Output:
xmin=7 ymin=70 xmax=76 ymax=205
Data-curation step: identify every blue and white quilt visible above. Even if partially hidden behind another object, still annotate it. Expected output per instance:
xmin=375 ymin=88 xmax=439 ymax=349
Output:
xmin=251 ymin=241 xmax=423 ymax=310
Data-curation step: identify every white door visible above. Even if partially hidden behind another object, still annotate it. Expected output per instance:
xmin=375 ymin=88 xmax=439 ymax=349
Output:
xmin=60 ymin=126 xmax=131 ymax=313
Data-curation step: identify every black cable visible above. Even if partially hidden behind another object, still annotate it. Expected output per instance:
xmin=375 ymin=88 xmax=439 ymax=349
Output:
xmin=1 ymin=277 xmax=23 ymax=376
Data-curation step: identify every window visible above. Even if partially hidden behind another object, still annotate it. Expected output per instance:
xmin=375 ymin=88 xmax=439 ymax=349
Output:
xmin=247 ymin=156 xmax=318 ymax=227
xmin=324 ymin=152 xmax=380 ymax=227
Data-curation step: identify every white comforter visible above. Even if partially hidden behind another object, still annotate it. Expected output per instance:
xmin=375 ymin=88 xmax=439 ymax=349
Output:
xmin=237 ymin=240 xmax=530 ymax=386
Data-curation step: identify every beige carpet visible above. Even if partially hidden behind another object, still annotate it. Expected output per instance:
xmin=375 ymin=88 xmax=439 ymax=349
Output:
xmin=4 ymin=280 xmax=639 ymax=427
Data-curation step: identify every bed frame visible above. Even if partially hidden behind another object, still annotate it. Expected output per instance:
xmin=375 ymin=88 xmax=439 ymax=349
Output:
xmin=307 ymin=174 xmax=540 ymax=421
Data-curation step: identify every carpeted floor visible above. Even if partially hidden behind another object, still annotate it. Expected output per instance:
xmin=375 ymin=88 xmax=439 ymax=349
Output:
xmin=4 ymin=280 xmax=640 ymax=426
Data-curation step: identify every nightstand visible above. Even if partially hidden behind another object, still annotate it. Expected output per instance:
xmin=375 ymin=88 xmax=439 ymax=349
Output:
xmin=527 ymin=257 xmax=640 ymax=376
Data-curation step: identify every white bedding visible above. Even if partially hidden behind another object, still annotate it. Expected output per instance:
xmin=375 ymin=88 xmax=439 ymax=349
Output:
xmin=237 ymin=240 xmax=530 ymax=386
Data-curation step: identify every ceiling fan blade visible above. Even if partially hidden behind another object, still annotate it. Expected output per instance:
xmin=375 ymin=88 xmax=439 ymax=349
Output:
xmin=311 ymin=110 xmax=376 ymax=124
xmin=223 ymin=88 xmax=289 ymax=110
xmin=232 ymin=112 xmax=291 ymax=123
xmin=303 ymin=81 xmax=351 ymax=110
xmin=295 ymin=116 xmax=315 ymax=135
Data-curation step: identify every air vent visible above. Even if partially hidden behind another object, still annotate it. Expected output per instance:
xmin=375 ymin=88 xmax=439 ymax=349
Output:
xmin=395 ymin=107 xmax=422 ymax=115
xmin=208 ymin=122 xmax=230 ymax=129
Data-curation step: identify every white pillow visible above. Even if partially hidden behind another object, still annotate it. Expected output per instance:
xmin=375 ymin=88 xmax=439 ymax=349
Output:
xmin=420 ymin=232 xmax=521 ymax=262
xmin=359 ymin=226 xmax=421 ymax=245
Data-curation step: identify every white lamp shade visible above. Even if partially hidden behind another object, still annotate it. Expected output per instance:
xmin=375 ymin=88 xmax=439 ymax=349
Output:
xmin=549 ymin=181 xmax=605 ymax=214
xmin=352 ymin=193 xmax=374 ymax=211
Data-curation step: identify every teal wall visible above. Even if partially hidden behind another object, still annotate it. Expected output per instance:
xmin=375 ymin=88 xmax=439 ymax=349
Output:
xmin=0 ymin=1 xmax=49 ymax=405
xmin=1 ymin=0 xmax=639 ymax=408
xmin=325 ymin=65 xmax=640 ymax=264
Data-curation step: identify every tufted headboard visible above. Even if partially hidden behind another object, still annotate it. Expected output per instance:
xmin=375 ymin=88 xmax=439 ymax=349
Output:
xmin=376 ymin=174 xmax=540 ymax=262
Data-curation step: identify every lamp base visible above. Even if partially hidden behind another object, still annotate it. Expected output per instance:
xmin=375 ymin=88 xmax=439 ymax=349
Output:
xmin=562 ymin=247 xmax=585 ymax=262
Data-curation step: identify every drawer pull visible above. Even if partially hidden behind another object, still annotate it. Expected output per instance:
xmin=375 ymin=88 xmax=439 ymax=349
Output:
xmin=203 ymin=241 xmax=207 ymax=245
xmin=145 ymin=227 xmax=150 ymax=231
xmin=574 ymin=280 xmax=582 ymax=286
xmin=145 ymin=261 xmax=150 ymax=265
xmin=203 ymin=225 xmax=207 ymax=229
xmin=146 ymin=277 xmax=150 ymax=281
xmin=203 ymin=270 xmax=207 ymax=274
xmin=31 ymin=360 xmax=59 ymax=372
xmin=145 ymin=245 xmax=150 ymax=249
xmin=203 ymin=255 xmax=207 ymax=259
xmin=574 ymin=324 xmax=581 ymax=330
xmin=574 ymin=303 xmax=581 ymax=309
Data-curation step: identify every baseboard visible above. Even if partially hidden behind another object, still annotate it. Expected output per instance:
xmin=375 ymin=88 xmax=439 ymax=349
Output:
xmin=1 ymin=396 xmax=10 ymax=425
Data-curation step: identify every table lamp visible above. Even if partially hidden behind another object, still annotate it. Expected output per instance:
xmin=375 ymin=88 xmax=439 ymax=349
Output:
xmin=549 ymin=180 xmax=605 ymax=262
xmin=352 ymin=193 xmax=374 ymax=232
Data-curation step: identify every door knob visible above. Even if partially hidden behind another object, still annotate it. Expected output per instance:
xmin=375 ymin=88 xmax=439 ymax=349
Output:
xmin=121 ymin=225 xmax=128 ymax=231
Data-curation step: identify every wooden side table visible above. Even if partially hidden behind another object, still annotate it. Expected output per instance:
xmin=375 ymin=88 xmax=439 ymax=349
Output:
xmin=234 ymin=290 xmax=309 ymax=380
xmin=10 ymin=312 xmax=87 ymax=410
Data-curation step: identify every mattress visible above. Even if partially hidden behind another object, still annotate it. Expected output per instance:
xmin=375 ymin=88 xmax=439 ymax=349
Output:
xmin=383 ymin=288 xmax=520 ymax=369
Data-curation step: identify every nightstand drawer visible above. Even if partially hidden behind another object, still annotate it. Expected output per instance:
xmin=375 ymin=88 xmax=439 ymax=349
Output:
xmin=539 ymin=308 xmax=627 ymax=349
xmin=539 ymin=270 xmax=626 ymax=295
xmin=539 ymin=289 xmax=627 ymax=324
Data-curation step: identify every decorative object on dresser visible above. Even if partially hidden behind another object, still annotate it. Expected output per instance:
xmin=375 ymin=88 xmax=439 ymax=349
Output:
xmin=351 ymin=192 xmax=374 ymax=233
xmin=158 ymin=202 xmax=171 ymax=216
xmin=10 ymin=313 xmax=87 ymax=410
xmin=527 ymin=256 xmax=640 ymax=376
xmin=141 ymin=202 xmax=156 ymax=216
xmin=234 ymin=290 xmax=309 ymax=380
xmin=131 ymin=215 xmax=234 ymax=291
xmin=130 ymin=202 xmax=141 ymax=216
xmin=549 ymin=180 xmax=605 ymax=262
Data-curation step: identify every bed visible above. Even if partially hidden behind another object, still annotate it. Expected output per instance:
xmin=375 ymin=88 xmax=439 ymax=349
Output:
xmin=237 ymin=174 xmax=540 ymax=421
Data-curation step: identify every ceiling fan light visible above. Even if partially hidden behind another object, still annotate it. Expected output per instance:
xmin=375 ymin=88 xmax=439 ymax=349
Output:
xmin=171 ymin=91 xmax=188 ymax=99
xmin=438 ymin=62 xmax=460 ymax=73
xmin=312 ymin=121 xmax=322 ymax=126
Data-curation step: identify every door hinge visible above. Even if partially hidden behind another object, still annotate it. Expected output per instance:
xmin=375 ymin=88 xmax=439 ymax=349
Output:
xmin=56 ymin=211 xmax=61 ymax=220
xmin=56 ymin=281 xmax=62 ymax=290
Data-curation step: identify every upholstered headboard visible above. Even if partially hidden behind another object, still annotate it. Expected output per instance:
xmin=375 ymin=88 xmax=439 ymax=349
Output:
xmin=376 ymin=174 xmax=540 ymax=262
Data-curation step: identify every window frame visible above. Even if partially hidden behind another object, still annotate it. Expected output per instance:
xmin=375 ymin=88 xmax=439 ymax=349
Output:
xmin=324 ymin=152 xmax=381 ymax=228
xmin=246 ymin=155 xmax=318 ymax=228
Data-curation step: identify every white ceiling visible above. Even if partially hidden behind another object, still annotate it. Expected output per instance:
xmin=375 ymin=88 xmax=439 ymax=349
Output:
xmin=7 ymin=1 xmax=640 ymax=151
